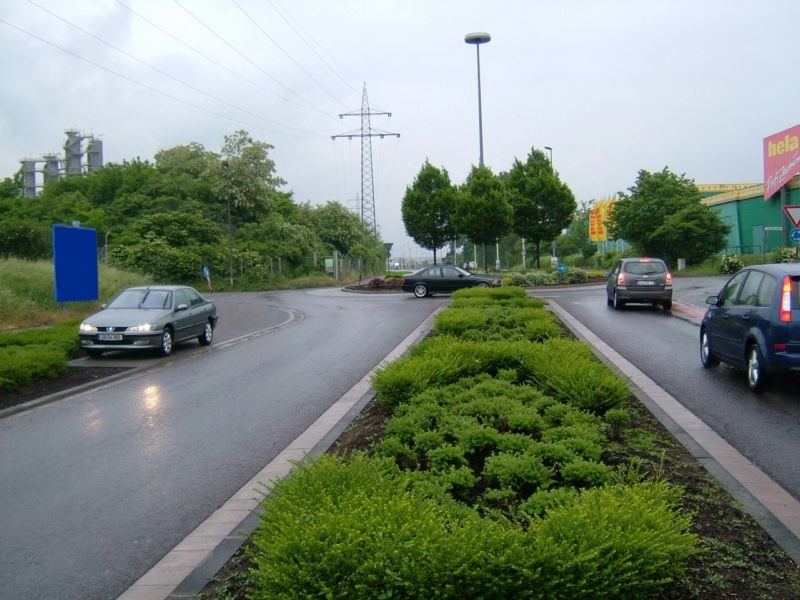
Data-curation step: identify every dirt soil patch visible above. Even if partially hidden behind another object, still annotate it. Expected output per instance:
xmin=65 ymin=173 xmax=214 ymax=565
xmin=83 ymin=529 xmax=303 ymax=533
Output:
xmin=0 ymin=366 xmax=131 ymax=412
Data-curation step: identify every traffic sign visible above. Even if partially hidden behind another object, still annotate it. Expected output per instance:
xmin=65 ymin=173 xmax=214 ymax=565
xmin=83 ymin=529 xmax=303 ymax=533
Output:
xmin=792 ymin=229 xmax=800 ymax=243
xmin=783 ymin=205 xmax=800 ymax=228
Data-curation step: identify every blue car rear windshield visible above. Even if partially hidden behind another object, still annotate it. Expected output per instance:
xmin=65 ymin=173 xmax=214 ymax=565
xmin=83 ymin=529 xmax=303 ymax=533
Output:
xmin=109 ymin=289 xmax=172 ymax=309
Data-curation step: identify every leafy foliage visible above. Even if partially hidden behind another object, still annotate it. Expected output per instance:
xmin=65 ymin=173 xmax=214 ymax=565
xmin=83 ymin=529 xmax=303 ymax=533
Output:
xmin=609 ymin=167 xmax=729 ymax=265
xmin=402 ymin=161 xmax=456 ymax=264
xmin=505 ymin=148 xmax=577 ymax=267
xmin=0 ymin=131 xmax=385 ymax=287
xmin=719 ymin=253 xmax=744 ymax=274
xmin=454 ymin=165 xmax=513 ymax=270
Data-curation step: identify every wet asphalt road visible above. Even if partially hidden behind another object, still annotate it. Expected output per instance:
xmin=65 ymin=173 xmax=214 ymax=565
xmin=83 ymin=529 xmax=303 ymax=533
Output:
xmin=0 ymin=288 xmax=447 ymax=600
xmin=533 ymin=276 xmax=800 ymax=505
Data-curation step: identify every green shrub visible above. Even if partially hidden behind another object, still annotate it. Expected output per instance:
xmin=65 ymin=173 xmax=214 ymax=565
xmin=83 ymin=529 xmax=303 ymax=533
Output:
xmin=247 ymin=455 xmax=533 ymax=599
xmin=719 ymin=253 xmax=744 ymax=274
xmin=246 ymin=459 xmax=695 ymax=599
xmin=482 ymin=452 xmax=553 ymax=494
xmin=522 ymin=339 xmax=629 ymax=414
xmin=519 ymin=487 xmax=579 ymax=518
xmin=773 ymin=247 xmax=799 ymax=263
xmin=0 ymin=344 xmax=68 ymax=391
xmin=531 ymin=482 xmax=697 ymax=599
xmin=559 ymin=459 xmax=613 ymax=488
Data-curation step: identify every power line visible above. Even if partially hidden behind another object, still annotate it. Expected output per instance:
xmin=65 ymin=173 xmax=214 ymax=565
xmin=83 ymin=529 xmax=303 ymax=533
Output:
xmin=114 ymin=0 xmax=328 ymax=118
xmin=265 ymin=0 xmax=360 ymax=96
xmin=28 ymin=0 xmax=318 ymax=137
xmin=230 ymin=0 xmax=347 ymax=109
xmin=172 ymin=0 xmax=330 ymax=117
xmin=0 ymin=18 xmax=322 ymax=139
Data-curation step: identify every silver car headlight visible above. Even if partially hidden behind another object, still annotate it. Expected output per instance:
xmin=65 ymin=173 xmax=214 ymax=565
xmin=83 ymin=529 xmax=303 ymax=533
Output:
xmin=128 ymin=323 xmax=154 ymax=333
xmin=80 ymin=323 xmax=97 ymax=333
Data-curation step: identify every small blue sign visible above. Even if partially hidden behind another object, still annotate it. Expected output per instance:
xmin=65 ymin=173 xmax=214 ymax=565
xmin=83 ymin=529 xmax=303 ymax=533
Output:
xmin=202 ymin=265 xmax=210 ymax=278
xmin=791 ymin=229 xmax=800 ymax=243
xmin=557 ymin=263 xmax=567 ymax=273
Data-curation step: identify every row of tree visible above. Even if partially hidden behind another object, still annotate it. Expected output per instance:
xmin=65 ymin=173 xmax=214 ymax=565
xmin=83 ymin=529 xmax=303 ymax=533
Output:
xmin=402 ymin=148 xmax=576 ymax=269
xmin=0 ymin=130 xmax=386 ymax=285
xmin=402 ymin=148 xmax=729 ymax=270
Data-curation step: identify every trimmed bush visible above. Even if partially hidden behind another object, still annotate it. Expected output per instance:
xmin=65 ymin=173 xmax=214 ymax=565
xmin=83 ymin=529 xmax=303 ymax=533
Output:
xmin=247 ymin=457 xmax=697 ymax=599
xmin=248 ymin=455 xmax=534 ymax=599
xmin=531 ymin=482 xmax=697 ymax=599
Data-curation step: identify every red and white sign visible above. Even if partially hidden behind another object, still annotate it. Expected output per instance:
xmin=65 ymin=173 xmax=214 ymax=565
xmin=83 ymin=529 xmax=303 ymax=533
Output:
xmin=764 ymin=124 xmax=800 ymax=199
xmin=783 ymin=205 xmax=800 ymax=228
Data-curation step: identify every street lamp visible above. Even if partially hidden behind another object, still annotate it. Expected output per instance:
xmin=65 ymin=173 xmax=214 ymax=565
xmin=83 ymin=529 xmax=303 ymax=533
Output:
xmin=465 ymin=32 xmax=500 ymax=271
xmin=544 ymin=146 xmax=553 ymax=164
xmin=464 ymin=32 xmax=490 ymax=167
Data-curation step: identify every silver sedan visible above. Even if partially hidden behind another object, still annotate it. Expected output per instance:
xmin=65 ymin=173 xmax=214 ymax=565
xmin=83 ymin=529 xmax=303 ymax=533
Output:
xmin=78 ymin=285 xmax=219 ymax=357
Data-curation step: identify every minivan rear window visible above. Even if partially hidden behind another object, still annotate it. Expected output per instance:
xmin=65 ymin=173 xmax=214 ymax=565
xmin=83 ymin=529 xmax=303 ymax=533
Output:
xmin=623 ymin=261 xmax=666 ymax=275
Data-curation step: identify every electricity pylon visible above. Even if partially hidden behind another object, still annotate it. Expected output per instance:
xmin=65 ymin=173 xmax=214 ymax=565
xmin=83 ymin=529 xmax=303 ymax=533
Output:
xmin=332 ymin=84 xmax=399 ymax=234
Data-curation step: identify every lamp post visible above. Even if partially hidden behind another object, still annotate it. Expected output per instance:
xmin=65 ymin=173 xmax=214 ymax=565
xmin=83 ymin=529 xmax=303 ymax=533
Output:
xmin=465 ymin=32 xmax=500 ymax=270
xmin=544 ymin=146 xmax=553 ymax=164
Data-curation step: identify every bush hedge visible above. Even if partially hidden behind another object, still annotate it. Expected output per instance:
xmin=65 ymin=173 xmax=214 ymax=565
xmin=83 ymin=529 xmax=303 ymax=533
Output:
xmin=247 ymin=288 xmax=697 ymax=598
xmin=248 ymin=456 xmax=696 ymax=599
xmin=0 ymin=318 xmax=81 ymax=391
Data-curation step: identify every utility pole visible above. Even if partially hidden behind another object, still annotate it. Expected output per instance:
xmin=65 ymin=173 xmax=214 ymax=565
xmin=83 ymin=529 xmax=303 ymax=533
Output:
xmin=332 ymin=84 xmax=399 ymax=234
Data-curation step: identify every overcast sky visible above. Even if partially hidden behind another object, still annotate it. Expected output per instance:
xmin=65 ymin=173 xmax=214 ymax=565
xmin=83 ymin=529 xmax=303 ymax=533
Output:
xmin=1 ymin=0 xmax=798 ymax=258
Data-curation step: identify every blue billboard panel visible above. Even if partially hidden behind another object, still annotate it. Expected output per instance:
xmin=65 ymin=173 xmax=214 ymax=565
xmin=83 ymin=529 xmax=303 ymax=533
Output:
xmin=52 ymin=225 xmax=99 ymax=302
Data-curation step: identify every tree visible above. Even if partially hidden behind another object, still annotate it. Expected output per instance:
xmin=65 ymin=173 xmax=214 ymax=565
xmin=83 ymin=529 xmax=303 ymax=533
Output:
xmin=311 ymin=201 xmax=367 ymax=255
xmin=401 ymin=161 xmax=456 ymax=265
xmin=609 ymin=167 xmax=729 ymax=265
xmin=557 ymin=201 xmax=597 ymax=259
xmin=215 ymin=130 xmax=286 ymax=224
xmin=453 ymin=165 xmax=513 ymax=271
xmin=506 ymin=148 xmax=576 ymax=268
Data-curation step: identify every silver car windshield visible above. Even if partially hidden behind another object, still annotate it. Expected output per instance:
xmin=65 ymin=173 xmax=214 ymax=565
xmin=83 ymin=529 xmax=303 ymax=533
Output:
xmin=108 ymin=289 xmax=172 ymax=309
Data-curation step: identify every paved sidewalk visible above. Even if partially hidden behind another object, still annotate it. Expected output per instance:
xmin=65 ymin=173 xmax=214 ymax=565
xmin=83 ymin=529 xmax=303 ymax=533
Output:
xmin=547 ymin=300 xmax=800 ymax=564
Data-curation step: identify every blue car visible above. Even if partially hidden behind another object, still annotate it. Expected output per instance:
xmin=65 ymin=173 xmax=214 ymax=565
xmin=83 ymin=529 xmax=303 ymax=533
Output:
xmin=700 ymin=263 xmax=800 ymax=391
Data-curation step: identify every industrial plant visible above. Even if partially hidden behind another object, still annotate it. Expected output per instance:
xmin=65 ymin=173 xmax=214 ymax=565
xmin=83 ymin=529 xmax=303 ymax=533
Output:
xmin=20 ymin=129 xmax=103 ymax=197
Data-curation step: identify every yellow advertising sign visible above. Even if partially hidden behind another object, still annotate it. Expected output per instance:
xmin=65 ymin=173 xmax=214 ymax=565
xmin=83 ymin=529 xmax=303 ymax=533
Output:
xmin=589 ymin=197 xmax=616 ymax=242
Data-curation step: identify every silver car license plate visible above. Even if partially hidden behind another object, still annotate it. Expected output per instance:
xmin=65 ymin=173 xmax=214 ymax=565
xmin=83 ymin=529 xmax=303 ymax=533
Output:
xmin=98 ymin=333 xmax=123 ymax=341
xmin=637 ymin=280 xmax=655 ymax=286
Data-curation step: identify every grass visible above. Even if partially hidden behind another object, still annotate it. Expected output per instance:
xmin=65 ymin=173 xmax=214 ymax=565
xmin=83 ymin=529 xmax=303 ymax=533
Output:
xmin=0 ymin=257 xmax=151 ymax=330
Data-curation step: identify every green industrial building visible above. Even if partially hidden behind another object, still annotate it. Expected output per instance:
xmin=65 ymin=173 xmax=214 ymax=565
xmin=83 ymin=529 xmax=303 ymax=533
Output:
xmin=700 ymin=177 xmax=800 ymax=256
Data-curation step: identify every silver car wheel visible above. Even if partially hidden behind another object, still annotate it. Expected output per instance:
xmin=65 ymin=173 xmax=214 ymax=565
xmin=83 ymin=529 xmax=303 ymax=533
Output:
xmin=160 ymin=328 xmax=174 ymax=356
xmin=477 ymin=282 xmax=489 ymax=288
xmin=700 ymin=330 xmax=718 ymax=368
xmin=747 ymin=344 xmax=764 ymax=391
xmin=413 ymin=284 xmax=427 ymax=298
xmin=199 ymin=321 xmax=213 ymax=346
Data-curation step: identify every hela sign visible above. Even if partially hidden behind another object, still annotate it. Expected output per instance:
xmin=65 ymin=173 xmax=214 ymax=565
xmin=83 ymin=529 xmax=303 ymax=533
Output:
xmin=764 ymin=123 xmax=800 ymax=199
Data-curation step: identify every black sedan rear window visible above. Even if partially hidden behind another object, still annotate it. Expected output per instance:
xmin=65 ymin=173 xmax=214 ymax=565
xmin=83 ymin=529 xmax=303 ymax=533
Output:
xmin=624 ymin=261 xmax=666 ymax=275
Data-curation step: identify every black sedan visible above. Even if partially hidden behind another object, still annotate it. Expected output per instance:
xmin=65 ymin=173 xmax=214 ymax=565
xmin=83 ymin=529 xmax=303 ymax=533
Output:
xmin=400 ymin=266 xmax=502 ymax=298
xmin=79 ymin=285 xmax=219 ymax=357
xmin=700 ymin=263 xmax=800 ymax=391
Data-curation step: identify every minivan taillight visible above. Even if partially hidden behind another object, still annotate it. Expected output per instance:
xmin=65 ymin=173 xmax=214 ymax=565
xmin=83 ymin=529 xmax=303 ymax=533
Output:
xmin=780 ymin=276 xmax=792 ymax=322
xmin=617 ymin=272 xmax=626 ymax=285
xmin=665 ymin=272 xmax=673 ymax=286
